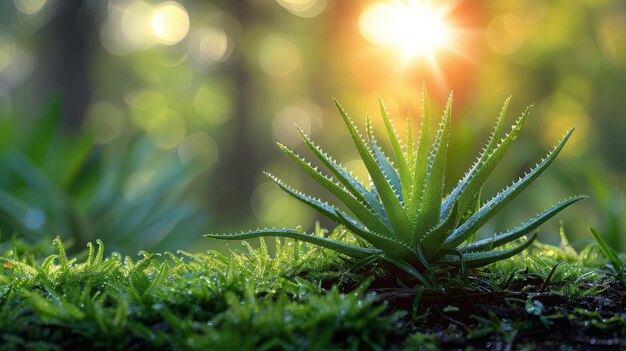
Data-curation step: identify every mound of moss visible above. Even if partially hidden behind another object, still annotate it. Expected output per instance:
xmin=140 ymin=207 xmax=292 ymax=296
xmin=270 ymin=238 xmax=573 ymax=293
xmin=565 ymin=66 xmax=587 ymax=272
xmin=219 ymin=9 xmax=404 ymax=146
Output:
xmin=0 ymin=228 xmax=624 ymax=350
xmin=0 ymin=229 xmax=399 ymax=351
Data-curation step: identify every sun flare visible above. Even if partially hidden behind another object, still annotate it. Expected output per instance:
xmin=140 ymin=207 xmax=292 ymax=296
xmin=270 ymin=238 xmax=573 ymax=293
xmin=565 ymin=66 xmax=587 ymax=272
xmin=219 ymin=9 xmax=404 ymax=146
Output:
xmin=359 ymin=0 xmax=453 ymax=62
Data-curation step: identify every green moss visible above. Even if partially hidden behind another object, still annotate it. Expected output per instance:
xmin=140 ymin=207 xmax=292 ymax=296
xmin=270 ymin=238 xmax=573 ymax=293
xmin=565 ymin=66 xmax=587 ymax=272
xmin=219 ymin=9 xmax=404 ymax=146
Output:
xmin=0 ymin=230 xmax=398 ymax=350
xmin=0 ymin=228 xmax=622 ymax=350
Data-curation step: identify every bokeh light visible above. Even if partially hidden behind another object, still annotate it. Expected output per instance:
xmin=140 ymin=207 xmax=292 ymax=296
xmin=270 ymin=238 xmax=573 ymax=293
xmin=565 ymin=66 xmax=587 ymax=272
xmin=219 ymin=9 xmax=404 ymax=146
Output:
xmin=125 ymin=89 xmax=166 ymax=112
xmin=193 ymin=83 xmax=234 ymax=124
xmin=14 ymin=0 xmax=48 ymax=15
xmin=272 ymin=105 xmax=316 ymax=146
xmin=359 ymin=1 xmax=453 ymax=61
xmin=486 ymin=14 xmax=527 ymax=55
xmin=190 ymin=26 xmax=232 ymax=65
xmin=99 ymin=1 xmax=154 ymax=54
xmin=597 ymin=13 xmax=626 ymax=73
xmin=122 ymin=1 xmax=155 ymax=51
xmin=258 ymin=35 xmax=301 ymax=78
xmin=0 ymin=33 xmax=33 ymax=91
xmin=178 ymin=132 xmax=219 ymax=165
xmin=276 ymin=0 xmax=327 ymax=18
xmin=0 ymin=33 xmax=16 ymax=74
xmin=541 ymin=94 xmax=590 ymax=156
xmin=147 ymin=109 xmax=186 ymax=149
xmin=151 ymin=1 xmax=190 ymax=45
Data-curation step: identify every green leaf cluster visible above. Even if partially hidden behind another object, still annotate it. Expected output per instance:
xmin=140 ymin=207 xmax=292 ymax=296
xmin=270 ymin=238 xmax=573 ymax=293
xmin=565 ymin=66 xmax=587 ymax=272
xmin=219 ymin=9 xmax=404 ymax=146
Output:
xmin=0 ymin=99 xmax=205 ymax=252
xmin=207 ymin=89 xmax=584 ymax=285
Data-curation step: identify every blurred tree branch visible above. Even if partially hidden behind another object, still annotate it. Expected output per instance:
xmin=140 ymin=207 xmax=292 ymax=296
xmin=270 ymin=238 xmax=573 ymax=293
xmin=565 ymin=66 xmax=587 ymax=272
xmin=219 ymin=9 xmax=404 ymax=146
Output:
xmin=42 ymin=0 xmax=93 ymax=129
xmin=209 ymin=1 xmax=261 ymax=221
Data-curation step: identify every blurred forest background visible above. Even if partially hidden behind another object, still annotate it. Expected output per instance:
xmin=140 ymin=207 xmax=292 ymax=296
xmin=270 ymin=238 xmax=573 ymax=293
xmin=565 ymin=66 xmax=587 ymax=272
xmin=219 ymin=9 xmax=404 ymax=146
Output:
xmin=0 ymin=0 xmax=624 ymax=254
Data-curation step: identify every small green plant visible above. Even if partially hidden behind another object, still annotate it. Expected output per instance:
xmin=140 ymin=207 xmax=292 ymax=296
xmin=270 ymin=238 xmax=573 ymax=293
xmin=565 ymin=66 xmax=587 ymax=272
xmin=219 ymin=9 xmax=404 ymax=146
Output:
xmin=589 ymin=227 xmax=626 ymax=287
xmin=0 ymin=100 xmax=207 ymax=252
xmin=207 ymin=89 xmax=584 ymax=284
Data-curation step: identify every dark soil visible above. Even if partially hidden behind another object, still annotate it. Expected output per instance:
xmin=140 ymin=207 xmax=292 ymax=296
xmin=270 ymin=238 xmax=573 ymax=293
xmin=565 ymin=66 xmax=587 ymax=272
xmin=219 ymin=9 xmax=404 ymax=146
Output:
xmin=370 ymin=276 xmax=626 ymax=350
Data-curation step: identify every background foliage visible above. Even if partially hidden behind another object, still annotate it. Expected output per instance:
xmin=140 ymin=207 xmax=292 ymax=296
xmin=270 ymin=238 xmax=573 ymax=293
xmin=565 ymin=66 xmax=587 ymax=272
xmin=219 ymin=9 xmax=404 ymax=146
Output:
xmin=0 ymin=0 xmax=624 ymax=253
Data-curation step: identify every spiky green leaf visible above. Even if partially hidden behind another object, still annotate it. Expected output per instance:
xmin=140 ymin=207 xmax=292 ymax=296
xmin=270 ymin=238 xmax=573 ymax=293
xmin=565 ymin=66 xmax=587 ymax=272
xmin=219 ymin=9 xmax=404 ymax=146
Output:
xmin=460 ymin=196 xmax=586 ymax=253
xmin=265 ymin=172 xmax=350 ymax=224
xmin=421 ymin=202 xmax=460 ymax=258
xmin=407 ymin=86 xmax=432 ymax=220
xmin=336 ymin=212 xmax=415 ymax=261
xmin=334 ymin=100 xmax=412 ymax=239
xmin=444 ymin=128 xmax=574 ymax=249
xmin=277 ymin=143 xmax=393 ymax=237
xmin=379 ymin=98 xmax=411 ymax=200
xmin=414 ymin=93 xmax=453 ymax=241
xmin=483 ymin=97 xmax=512 ymax=157
xmin=205 ymin=229 xmax=376 ymax=259
xmin=297 ymin=129 xmax=387 ymax=221
xmin=405 ymin=110 xmax=416 ymax=175
xmin=378 ymin=255 xmax=430 ymax=286
xmin=436 ymin=233 xmax=537 ymax=267
xmin=366 ymin=116 xmax=403 ymax=202
xmin=442 ymin=101 xmax=529 ymax=219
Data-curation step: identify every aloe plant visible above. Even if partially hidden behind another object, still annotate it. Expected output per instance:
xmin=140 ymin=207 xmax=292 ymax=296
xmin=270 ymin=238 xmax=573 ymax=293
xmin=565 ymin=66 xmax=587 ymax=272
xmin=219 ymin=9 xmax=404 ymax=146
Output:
xmin=206 ymin=89 xmax=584 ymax=283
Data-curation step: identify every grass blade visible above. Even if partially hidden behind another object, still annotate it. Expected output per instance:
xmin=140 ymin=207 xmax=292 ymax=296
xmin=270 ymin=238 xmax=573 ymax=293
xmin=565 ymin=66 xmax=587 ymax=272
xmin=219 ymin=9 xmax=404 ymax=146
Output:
xmin=589 ymin=227 xmax=624 ymax=273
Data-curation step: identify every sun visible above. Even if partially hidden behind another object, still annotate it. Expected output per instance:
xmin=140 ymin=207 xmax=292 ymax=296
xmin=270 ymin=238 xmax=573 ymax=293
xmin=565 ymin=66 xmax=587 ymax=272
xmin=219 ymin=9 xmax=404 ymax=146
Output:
xmin=359 ymin=0 xmax=454 ymax=62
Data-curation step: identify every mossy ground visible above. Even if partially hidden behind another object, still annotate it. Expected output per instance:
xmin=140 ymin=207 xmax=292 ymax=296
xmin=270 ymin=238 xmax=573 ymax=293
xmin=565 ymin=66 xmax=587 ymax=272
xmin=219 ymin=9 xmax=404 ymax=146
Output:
xmin=0 ymin=227 xmax=624 ymax=351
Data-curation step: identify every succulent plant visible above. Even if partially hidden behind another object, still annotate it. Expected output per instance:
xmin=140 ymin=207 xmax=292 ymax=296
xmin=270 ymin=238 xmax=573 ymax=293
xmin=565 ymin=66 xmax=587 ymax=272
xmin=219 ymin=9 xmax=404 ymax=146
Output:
xmin=206 ymin=89 xmax=584 ymax=284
